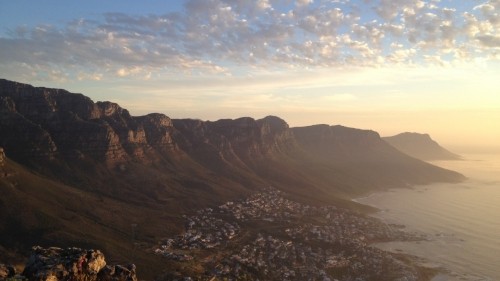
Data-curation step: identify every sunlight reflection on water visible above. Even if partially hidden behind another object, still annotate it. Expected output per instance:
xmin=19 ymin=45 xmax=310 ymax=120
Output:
xmin=356 ymin=154 xmax=500 ymax=281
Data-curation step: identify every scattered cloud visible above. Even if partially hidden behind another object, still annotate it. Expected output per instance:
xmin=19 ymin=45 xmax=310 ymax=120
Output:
xmin=476 ymin=34 xmax=500 ymax=47
xmin=0 ymin=0 xmax=499 ymax=82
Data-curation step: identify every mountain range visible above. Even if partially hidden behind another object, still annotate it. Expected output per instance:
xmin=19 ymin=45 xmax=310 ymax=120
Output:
xmin=0 ymin=78 xmax=464 ymax=278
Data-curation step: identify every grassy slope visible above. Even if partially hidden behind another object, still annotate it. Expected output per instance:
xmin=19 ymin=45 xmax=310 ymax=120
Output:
xmin=0 ymin=158 xmax=175 ymax=279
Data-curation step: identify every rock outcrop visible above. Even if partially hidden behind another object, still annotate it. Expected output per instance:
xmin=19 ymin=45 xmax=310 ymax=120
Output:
xmin=0 ymin=147 xmax=5 ymax=166
xmin=0 ymin=264 xmax=16 ymax=280
xmin=21 ymin=247 xmax=136 ymax=281
xmin=0 ymin=147 xmax=7 ymax=178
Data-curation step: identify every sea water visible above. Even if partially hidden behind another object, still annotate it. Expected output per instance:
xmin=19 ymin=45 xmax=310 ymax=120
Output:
xmin=355 ymin=153 xmax=500 ymax=281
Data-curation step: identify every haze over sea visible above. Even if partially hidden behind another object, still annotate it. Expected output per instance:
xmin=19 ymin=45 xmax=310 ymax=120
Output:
xmin=356 ymin=152 xmax=500 ymax=281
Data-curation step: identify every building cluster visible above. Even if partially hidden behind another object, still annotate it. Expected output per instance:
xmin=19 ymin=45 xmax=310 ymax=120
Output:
xmin=285 ymin=211 xmax=423 ymax=245
xmin=218 ymin=234 xmax=419 ymax=281
xmin=218 ymin=188 xmax=303 ymax=221
xmin=154 ymin=187 xmax=426 ymax=280
xmin=154 ymin=208 xmax=240 ymax=260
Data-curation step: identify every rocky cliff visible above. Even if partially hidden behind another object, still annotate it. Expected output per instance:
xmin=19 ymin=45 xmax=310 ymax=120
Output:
xmin=0 ymin=79 xmax=184 ymax=166
xmin=172 ymin=116 xmax=297 ymax=174
xmin=0 ymin=78 xmax=465 ymax=197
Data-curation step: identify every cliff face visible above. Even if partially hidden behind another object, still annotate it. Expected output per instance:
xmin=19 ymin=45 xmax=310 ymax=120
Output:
xmin=172 ymin=116 xmax=297 ymax=173
xmin=0 ymin=95 xmax=58 ymax=161
xmin=0 ymin=79 xmax=181 ymax=166
xmin=0 ymin=78 xmax=464 ymax=196
xmin=292 ymin=125 xmax=385 ymax=160
xmin=0 ymin=79 xmax=297 ymax=169
xmin=0 ymin=79 xmax=308 ymax=213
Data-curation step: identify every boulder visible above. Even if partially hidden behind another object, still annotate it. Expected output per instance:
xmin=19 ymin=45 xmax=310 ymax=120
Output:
xmin=97 ymin=265 xmax=137 ymax=281
xmin=0 ymin=264 xmax=16 ymax=280
xmin=22 ymin=246 xmax=136 ymax=281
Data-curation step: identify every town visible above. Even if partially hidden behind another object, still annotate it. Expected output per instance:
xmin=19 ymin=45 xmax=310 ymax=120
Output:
xmin=154 ymin=187 xmax=431 ymax=280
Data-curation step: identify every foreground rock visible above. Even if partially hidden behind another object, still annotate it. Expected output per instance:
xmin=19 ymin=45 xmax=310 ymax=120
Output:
xmin=0 ymin=264 xmax=16 ymax=280
xmin=21 ymin=246 xmax=137 ymax=281
xmin=0 ymin=147 xmax=5 ymax=165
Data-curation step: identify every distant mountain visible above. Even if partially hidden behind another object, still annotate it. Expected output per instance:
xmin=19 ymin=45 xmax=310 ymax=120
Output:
xmin=383 ymin=132 xmax=461 ymax=161
xmin=0 ymin=78 xmax=465 ymax=277
xmin=291 ymin=125 xmax=463 ymax=196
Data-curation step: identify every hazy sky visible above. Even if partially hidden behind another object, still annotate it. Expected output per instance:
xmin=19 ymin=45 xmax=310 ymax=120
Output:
xmin=0 ymin=0 xmax=499 ymax=149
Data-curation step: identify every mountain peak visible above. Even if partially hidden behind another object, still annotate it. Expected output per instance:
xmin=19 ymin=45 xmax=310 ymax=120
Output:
xmin=383 ymin=132 xmax=461 ymax=161
xmin=96 ymin=101 xmax=130 ymax=118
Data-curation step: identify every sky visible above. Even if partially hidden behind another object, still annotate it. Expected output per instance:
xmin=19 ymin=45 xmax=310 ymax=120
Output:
xmin=0 ymin=0 xmax=499 ymax=150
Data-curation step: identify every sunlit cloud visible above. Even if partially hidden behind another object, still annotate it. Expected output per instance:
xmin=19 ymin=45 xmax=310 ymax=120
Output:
xmin=1 ymin=0 xmax=499 ymax=82
xmin=1 ymin=0 xmax=499 ymax=147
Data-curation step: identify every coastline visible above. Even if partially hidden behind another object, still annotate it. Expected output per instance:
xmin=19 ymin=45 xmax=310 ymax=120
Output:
xmin=353 ymin=188 xmax=449 ymax=281
xmin=354 ymin=169 xmax=499 ymax=281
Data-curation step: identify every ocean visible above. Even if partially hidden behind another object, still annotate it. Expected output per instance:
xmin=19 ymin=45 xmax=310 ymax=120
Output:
xmin=355 ymin=153 xmax=500 ymax=281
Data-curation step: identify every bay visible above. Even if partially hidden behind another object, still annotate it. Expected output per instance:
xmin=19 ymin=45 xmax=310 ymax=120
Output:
xmin=355 ymin=153 xmax=500 ymax=281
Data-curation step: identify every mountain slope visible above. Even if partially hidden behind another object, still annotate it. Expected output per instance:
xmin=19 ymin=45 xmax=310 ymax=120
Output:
xmin=291 ymin=125 xmax=464 ymax=196
xmin=0 ymin=151 xmax=171 ymax=279
xmin=383 ymin=132 xmax=461 ymax=161
xmin=0 ymin=78 xmax=465 ymax=277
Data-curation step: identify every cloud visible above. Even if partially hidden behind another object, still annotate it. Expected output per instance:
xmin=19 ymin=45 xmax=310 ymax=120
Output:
xmin=476 ymin=34 xmax=500 ymax=47
xmin=296 ymin=0 xmax=314 ymax=7
xmin=0 ymin=0 xmax=499 ymax=82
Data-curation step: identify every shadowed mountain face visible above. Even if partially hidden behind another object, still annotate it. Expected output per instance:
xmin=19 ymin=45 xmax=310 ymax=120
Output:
xmin=383 ymin=132 xmax=462 ymax=161
xmin=0 ymin=79 xmax=465 ymax=277
xmin=291 ymin=125 xmax=464 ymax=196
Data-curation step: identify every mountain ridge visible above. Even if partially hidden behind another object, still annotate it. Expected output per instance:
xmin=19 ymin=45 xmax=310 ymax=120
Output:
xmin=0 ymin=78 xmax=465 ymax=278
xmin=0 ymin=77 xmax=465 ymax=202
xmin=383 ymin=132 xmax=462 ymax=161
